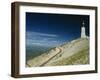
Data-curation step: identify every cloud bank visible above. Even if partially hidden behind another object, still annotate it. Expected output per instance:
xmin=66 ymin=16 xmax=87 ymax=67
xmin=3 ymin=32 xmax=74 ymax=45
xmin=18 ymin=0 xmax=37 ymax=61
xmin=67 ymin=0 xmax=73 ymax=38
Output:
xmin=26 ymin=31 xmax=62 ymax=47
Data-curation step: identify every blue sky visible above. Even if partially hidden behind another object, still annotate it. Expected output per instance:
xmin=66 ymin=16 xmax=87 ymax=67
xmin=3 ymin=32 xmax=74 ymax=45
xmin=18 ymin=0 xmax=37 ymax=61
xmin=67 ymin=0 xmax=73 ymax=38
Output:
xmin=26 ymin=12 xmax=89 ymax=47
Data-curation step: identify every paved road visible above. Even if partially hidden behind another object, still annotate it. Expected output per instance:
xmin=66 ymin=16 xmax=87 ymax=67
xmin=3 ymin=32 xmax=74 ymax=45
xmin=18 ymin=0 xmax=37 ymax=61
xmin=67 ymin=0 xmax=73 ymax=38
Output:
xmin=39 ymin=47 xmax=63 ymax=66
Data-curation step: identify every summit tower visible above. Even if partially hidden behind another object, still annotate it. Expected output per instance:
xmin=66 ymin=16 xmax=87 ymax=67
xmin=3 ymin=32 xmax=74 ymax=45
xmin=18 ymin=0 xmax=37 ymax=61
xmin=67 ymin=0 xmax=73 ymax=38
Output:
xmin=81 ymin=21 xmax=86 ymax=38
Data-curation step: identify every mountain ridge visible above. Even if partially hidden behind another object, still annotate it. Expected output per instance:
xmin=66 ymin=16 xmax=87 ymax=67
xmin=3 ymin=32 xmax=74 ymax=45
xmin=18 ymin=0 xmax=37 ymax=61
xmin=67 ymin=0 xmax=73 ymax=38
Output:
xmin=27 ymin=37 xmax=89 ymax=67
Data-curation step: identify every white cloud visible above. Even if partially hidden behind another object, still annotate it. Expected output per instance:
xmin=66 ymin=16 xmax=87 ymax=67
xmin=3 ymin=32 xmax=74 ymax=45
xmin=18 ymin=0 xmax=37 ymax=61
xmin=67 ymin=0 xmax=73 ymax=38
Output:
xmin=26 ymin=31 xmax=61 ymax=47
xmin=31 ymin=42 xmax=44 ymax=46
xmin=26 ymin=31 xmax=58 ymax=37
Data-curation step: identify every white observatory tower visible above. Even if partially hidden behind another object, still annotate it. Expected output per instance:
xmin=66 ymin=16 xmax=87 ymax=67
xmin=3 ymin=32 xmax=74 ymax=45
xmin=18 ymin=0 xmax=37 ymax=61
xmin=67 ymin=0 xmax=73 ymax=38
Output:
xmin=81 ymin=21 xmax=86 ymax=38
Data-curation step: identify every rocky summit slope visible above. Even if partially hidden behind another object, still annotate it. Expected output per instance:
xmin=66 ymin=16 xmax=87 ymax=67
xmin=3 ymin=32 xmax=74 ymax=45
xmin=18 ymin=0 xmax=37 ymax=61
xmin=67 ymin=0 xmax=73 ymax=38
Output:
xmin=27 ymin=38 xmax=89 ymax=67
